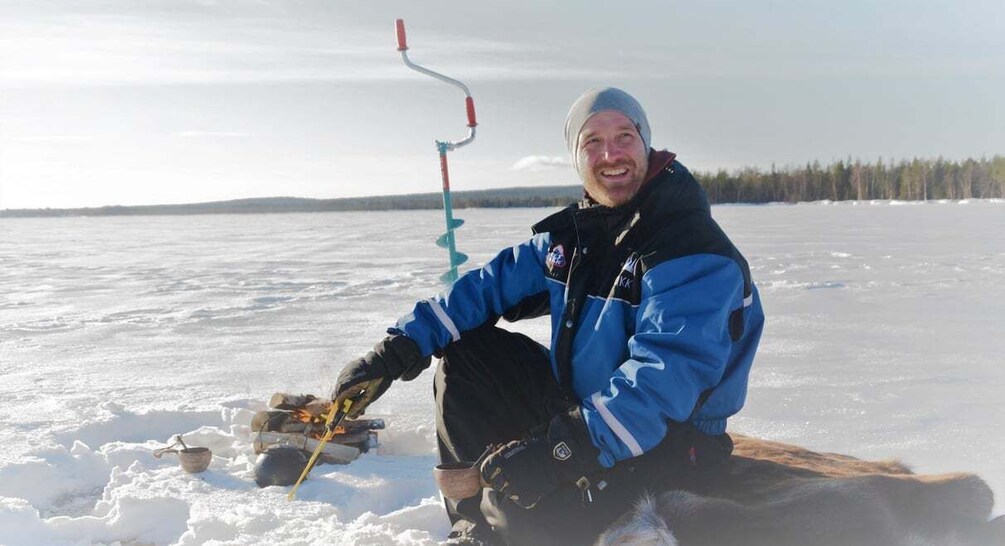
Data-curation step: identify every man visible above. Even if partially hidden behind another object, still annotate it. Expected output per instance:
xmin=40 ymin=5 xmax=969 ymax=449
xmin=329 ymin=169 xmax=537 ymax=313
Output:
xmin=333 ymin=87 xmax=765 ymax=545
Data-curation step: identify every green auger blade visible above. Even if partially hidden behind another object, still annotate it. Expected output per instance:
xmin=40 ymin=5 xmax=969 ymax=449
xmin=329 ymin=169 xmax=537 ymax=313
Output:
xmin=436 ymin=233 xmax=450 ymax=248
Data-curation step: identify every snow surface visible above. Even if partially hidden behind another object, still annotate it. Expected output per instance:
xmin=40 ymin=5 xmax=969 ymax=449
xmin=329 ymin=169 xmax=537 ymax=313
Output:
xmin=1 ymin=200 xmax=1003 ymax=545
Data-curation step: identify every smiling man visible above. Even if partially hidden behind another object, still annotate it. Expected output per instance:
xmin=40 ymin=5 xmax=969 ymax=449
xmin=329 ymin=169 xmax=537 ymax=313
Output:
xmin=569 ymin=98 xmax=651 ymax=208
xmin=331 ymin=87 xmax=765 ymax=545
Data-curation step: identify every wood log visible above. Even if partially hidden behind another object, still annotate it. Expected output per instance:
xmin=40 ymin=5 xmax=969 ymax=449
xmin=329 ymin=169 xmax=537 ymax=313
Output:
xmin=340 ymin=418 xmax=385 ymax=433
xmin=268 ymin=392 xmax=319 ymax=410
xmin=252 ymin=410 xmax=384 ymax=436
xmin=251 ymin=410 xmax=311 ymax=434
xmin=253 ymin=431 xmax=360 ymax=464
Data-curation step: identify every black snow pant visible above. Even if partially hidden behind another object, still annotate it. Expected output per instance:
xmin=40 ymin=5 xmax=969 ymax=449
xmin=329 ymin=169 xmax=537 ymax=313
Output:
xmin=435 ymin=324 xmax=734 ymax=546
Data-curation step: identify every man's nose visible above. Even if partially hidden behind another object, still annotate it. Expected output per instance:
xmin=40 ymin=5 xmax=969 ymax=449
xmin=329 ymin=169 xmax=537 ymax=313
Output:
xmin=602 ymin=140 xmax=621 ymax=159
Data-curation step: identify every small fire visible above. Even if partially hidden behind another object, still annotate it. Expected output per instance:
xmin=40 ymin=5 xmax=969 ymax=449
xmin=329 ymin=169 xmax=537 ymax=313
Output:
xmin=254 ymin=393 xmax=383 ymax=457
xmin=292 ymin=407 xmax=346 ymax=437
xmin=292 ymin=408 xmax=323 ymax=424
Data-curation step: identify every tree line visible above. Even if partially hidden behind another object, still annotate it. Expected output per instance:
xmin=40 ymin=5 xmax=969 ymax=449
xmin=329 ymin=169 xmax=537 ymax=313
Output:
xmin=695 ymin=156 xmax=1005 ymax=204
xmin=3 ymin=156 xmax=1002 ymax=217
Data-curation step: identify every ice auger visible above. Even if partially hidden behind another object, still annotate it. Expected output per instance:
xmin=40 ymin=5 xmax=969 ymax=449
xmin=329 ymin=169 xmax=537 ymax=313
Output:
xmin=395 ymin=19 xmax=477 ymax=284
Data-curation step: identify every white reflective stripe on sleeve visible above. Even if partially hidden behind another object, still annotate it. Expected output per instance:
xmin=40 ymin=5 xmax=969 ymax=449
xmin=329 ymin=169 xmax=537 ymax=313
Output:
xmin=427 ymin=299 xmax=461 ymax=342
xmin=743 ymin=294 xmax=753 ymax=308
xmin=590 ymin=392 xmax=643 ymax=457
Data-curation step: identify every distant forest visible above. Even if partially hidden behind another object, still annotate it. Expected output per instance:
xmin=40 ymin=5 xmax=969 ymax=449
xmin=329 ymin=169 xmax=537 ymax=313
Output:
xmin=699 ymin=156 xmax=1005 ymax=204
xmin=2 ymin=156 xmax=1002 ymax=218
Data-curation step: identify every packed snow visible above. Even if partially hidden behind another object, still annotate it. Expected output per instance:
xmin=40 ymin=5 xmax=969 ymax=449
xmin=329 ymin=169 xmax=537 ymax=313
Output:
xmin=1 ymin=200 xmax=1003 ymax=545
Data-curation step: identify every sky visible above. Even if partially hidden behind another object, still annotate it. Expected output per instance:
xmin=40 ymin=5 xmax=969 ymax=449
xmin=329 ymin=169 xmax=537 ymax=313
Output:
xmin=0 ymin=0 xmax=1003 ymax=210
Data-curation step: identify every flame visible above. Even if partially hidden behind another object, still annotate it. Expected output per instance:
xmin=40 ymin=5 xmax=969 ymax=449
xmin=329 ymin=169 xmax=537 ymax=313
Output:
xmin=291 ymin=407 xmax=345 ymax=438
xmin=292 ymin=408 xmax=323 ymax=424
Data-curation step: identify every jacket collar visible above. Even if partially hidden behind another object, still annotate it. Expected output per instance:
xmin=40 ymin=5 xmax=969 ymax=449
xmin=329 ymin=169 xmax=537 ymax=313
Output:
xmin=642 ymin=149 xmax=676 ymax=185
xmin=578 ymin=149 xmax=676 ymax=207
xmin=533 ymin=149 xmax=706 ymax=236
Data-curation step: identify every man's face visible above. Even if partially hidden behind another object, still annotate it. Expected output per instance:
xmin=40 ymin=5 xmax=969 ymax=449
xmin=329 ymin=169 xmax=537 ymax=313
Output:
xmin=575 ymin=110 xmax=650 ymax=207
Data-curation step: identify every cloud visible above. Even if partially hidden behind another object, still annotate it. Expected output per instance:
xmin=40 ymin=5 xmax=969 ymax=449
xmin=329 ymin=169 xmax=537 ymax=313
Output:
xmin=0 ymin=5 xmax=616 ymax=88
xmin=511 ymin=155 xmax=571 ymax=172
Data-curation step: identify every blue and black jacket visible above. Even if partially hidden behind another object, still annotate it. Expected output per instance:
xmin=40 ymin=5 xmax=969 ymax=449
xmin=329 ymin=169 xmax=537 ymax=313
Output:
xmin=392 ymin=151 xmax=764 ymax=468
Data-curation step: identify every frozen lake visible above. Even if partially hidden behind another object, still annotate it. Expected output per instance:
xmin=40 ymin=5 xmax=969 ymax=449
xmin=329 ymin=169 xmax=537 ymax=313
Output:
xmin=1 ymin=200 xmax=1003 ymax=544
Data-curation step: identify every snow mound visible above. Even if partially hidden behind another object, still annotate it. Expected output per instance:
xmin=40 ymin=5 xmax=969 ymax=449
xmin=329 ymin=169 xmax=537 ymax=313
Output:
xmin=0 ymin=403 xmax=448 ymax=545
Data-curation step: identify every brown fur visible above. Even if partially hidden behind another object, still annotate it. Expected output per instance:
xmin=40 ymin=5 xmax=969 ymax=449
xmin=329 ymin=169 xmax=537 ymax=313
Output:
xmin=598 ymin=435 xmax=1001 ymax=546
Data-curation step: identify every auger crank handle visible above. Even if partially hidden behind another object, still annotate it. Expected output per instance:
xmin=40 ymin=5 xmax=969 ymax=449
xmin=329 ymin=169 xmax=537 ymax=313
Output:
xmin=395 ymin=19 xmax=407 ymax=51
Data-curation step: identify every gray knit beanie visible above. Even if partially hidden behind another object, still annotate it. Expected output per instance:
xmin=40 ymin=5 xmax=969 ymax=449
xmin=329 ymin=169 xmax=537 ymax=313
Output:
xmin=564 ymin=87 xmax=651 ymax=168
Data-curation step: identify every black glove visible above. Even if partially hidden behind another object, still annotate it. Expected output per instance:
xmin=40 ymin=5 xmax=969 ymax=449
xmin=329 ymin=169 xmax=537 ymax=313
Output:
xmin=332 ymin=335 xmax=430 ymax=418
xmin=480 ymin=406 xmax=602 ymax=509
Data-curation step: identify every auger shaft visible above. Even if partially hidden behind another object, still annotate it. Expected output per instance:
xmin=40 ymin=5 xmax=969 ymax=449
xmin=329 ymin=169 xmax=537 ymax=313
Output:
xmin=395 ymin=18 xmax=475 ymax=283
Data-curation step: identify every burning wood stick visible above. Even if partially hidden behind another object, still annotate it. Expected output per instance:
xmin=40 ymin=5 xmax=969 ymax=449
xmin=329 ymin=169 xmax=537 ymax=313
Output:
xmin=255 ymin=431 xmax=360 ymax=464
xmin=269 ymin=393 xmax=317 ymax=408
xmin=252 ymin=409 xmax=385 ymax=437
xmin=252 ymin=410 xmax=312 ymax=434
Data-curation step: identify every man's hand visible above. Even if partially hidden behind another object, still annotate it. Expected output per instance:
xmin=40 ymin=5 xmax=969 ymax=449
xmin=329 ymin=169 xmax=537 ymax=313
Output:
xmin=480 ymin=407 xmax=601 ymax=509
xmin=332 ymin=335 xmax=430 ymax=418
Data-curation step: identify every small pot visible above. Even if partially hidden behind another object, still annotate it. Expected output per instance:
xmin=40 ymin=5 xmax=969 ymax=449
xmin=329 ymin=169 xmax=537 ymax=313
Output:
xmin=434 ymin=446 xmax=494 ymax=500
xmin=153 ymin=435 xmax=212 ymax=473
xmin=434 ymin=461 xmax=483 ymax=500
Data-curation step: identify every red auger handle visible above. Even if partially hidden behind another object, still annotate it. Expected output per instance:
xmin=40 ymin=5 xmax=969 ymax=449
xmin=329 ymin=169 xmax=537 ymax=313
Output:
xmin=395 ymin=19 xmax=408 ymax=51
xmin=466 ymin=96 xmax=477 ymax=127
